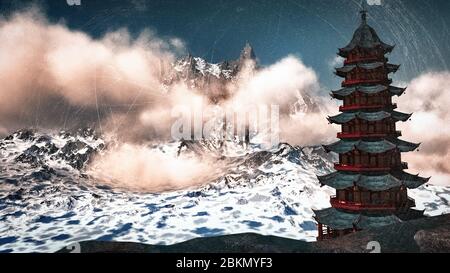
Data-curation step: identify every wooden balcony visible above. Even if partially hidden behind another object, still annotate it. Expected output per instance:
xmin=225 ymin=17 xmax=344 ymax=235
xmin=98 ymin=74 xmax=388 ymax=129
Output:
xmin=339 ymin=104 xmax=382 ymax=111
xmin=339 ymin=103 xmax=397 ymax=112
xmin=334 ymin=164 xmax=391 ymax=172
xmin=317 ymin=224 xmax=354 ymax=241
xmin=330 ymin=196 xmax=416 ymax=212
xmin=337 ymin=131 xmax=402 ymax=139
xmin=331 ymin=197 xmax=396 ymax=211
xmin=338 ymin=132 xmax=386 ymax=139
xmin=343 ymin=79 xmax=392 ymax=86
xmin=344 ymin=57 xmax=386 ymax=65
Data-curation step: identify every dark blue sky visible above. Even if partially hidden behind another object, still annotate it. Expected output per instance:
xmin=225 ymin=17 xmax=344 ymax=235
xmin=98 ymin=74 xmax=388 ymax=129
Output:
xmin=2 ymin=0 xmax=450 ymax=90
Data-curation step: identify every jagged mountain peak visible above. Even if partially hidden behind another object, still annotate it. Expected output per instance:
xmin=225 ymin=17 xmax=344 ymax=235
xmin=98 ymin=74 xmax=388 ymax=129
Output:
xmin=239 ymin=42 xmax=257 ymax=62
xmin=166 ymin=44 xmax=320 ymax=113
xmin=170 ymin=42 xmax=259 ymax=84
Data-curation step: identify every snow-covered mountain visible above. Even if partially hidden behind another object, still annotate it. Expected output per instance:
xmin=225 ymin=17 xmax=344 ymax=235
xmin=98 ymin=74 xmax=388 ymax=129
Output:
xmin=167 ymin=43 xmax=256 ymax=84
xmin=0 ymin=129 xmax=449 ymax=253
xmin=164 ymin=43 xmax=320 ymax=113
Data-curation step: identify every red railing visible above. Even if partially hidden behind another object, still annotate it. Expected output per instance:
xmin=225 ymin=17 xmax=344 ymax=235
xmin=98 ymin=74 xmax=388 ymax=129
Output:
xmin=338 ymin=132 xmax=387 ymax=139
xmin=330 ymin=197 xmax=398 ymax=211
xmin=330 ymin=197 xmax=416 ymax=212
xmin=343 ymin=79 xmax=388 ymax=86
xmin=337 ymin=131 xmax=401 ymax=139
xmin=334 ymin=164 xmax=391 ymax=172
xmin=344 ymin=56 xmax=385 ymax=65
xmin=339 ymin=103 xmax=397 ymax=112
xmin=339 ymin=104 xmax=385 ymax=111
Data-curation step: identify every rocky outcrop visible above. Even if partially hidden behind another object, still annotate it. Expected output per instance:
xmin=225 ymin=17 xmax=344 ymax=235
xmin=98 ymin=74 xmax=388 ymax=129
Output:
xmin=58 ymin=214 xmax=450 ymax=253
xmin=5 ymin=128 xmax=105 ymax=171
xmin=1 ymin=128 xmax=448 ymax=253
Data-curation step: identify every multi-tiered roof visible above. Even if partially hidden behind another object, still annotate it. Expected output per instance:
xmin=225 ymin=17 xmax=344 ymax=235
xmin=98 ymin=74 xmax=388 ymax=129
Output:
xmin=314 ymin=7 xmax=430 ymax=240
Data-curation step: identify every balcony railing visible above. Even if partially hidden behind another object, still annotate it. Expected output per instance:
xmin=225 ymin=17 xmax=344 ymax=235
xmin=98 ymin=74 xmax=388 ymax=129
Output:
xmin=334 ymin=164 xmax=391 ymax=172
xmin=339 ymin=103 xmax=397 ymax=112
xmin=330 ymin=197 xmax=399 ymax=211
xmin=339 ymin=104 xmax=384 ymax=111
xmin=344 ymin=56 xmax=386 ymax=65
xmin=343 ymin=79 xmax=392 ymax=86
xmin=338 ymin=132 xmax=386 ymax=139
xmin=337 ymin=131 xmax=402 ymax=139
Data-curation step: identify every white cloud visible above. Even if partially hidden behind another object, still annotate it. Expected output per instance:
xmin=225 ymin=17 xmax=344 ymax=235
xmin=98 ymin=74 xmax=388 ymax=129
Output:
xmin=328 ymin=55 xmax=344 ymax=69
xmin=398 ymin=72 xmax=450 ymax=186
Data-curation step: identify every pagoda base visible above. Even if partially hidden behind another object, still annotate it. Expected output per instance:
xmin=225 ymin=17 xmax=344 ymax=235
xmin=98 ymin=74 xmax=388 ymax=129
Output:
xmin=314 ymin=207 xmax=425 ymax=241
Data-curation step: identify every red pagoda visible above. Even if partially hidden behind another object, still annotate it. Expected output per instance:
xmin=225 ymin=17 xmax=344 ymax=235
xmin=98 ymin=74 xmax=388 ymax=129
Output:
xmin=314 ymin=6 xmax=430 ymax=240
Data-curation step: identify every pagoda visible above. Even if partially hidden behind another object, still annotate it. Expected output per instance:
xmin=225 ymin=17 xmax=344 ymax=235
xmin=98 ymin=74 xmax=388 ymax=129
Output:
xmin=314 ymin=5 xmax=430 ymax=240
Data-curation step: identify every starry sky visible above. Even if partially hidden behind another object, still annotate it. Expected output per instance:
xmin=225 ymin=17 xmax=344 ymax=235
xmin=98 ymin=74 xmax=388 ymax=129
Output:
xmin=1 ymin=0 xmax=450 ymax=91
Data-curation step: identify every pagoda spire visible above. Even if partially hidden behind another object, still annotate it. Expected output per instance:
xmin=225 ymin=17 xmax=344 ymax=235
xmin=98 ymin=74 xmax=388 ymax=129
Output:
xmin=360 ymin=0 xmax=368 ymax=25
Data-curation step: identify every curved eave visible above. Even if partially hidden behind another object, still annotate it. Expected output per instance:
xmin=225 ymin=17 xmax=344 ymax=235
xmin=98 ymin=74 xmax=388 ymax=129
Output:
xmin=356 ymin=214 xmax=402 ymax=229
xmin=314 ymin=208 xmax=402 ymax=230
xmin=338 ymin=43 xmax=395 ymax=57
xmin=386 ymin=63 xmax=401 ymax=73
xmin=317 ymin=173 xmax=386 ymax=190
xmin=323 ymin=139 xmax=420 ymax=154
xmin=335 ymin=63 xmax=399 ymax=77
xmin=356 ymin=175 xmax=402 ymax=191
xmin=317 ymin=172 xmax=356 ymax=190
xmin=385 ymin=44 xmax=395 ymax=53
xmin=338 ymin=21 xmax=395 ymax=58
xmin=318 ymin=171 xmax=428 ymax=191
xmin=393 ymin=171 xmax=431 ymax=189
xmin=395 ymin=139 xmax=421 ymax=152
xmin=338 ymin=43 xmax=394 ymax=58
xmin=389 ymin=86 xmax=407 ymax=96
xmin=313 ymin=208 xmax=358 ymax=230
xmin=331 ymin=85 xmax=406 ymax=99
xmin=327 ymin=111 xmax=412 ymax=125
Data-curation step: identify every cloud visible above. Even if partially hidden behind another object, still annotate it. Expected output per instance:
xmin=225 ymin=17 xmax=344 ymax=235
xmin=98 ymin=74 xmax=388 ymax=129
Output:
xmin=328 ymin=55 xmax=344 ymax=69
xmin=88 ymin=142 xmax=224 ymax=192
xmin=0 ymin=8 xmax=329 ymax=142
xmin=396 ymin=72 xmax=450 ymax=186
xmin=0 ymin=7 xmax=337 ymax=190
xmin=0 ymin=7 xmax=179 ymax=131
xmin=229 ymin=57 xmax=318 ymax=111
xmin=3 ymin=7 xmax=447 ymax=189
xmin=222 ymin=57 xmax=337 ymax=146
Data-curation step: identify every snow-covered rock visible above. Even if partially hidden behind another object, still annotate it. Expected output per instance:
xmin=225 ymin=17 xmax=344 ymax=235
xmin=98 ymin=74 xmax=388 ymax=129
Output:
xmin=0 ymin=130 xmax=448 ymax=253
xmin=164 ymin=44 xmax=321 ymax=113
